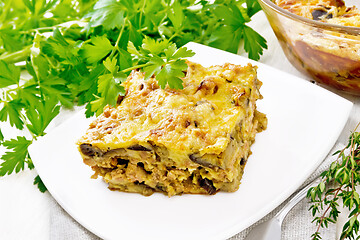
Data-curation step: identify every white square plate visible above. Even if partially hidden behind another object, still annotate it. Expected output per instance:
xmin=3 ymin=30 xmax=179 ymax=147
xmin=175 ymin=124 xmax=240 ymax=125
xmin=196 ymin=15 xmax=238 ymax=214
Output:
xmin=29 ymin=43 xmax=352 ymax=240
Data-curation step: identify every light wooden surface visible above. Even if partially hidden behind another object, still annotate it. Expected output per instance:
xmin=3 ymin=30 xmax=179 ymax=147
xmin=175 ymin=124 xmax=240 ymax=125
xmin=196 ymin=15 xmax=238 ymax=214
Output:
xmin=0 ymin=10 xmax=359 ymax=240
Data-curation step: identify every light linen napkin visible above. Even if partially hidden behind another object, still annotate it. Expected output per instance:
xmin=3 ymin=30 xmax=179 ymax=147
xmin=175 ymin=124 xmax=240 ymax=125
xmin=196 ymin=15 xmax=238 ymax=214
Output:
xmin=50 ymin=143 xmax=342 ymax=240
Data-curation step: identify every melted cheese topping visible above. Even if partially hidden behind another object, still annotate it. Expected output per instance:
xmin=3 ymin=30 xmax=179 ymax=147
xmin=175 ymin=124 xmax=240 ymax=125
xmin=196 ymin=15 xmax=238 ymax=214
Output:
xmin=275 ymin=0 xmax=344 ymax=19
xmin=78 ymin=62 xmax=262 ymax=158
xmin=274 ymin=0 xmax=360 ymax=26
xmin=327 ymin=15 xmax=360 ymax=27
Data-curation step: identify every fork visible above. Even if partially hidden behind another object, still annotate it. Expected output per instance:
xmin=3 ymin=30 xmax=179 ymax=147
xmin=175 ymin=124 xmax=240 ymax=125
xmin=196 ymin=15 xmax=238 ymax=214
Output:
xmin=244 ymin=177 xmax=322 ymax=240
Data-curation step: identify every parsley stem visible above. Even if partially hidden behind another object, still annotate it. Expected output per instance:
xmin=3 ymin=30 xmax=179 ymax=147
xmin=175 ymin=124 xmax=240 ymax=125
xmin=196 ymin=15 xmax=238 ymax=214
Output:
xmin=121 ymin=63 xmax=152 ymax=73
xmin=169 ymin=32 xmax=179 ymax=41
xmin=0 ymin=46 xmax=31 ymax=64
xmin=109 ymin=18 xmax=128 ymax=59
xmin=0 ymin=0 xmax=13 ymax=24
xmin=18 ymin=20 xmax=87 ymax=34
xmin=139 ymin=0 xmax=147 ymax=29
xmin=19 ymin=26 xmax=55 ymax=34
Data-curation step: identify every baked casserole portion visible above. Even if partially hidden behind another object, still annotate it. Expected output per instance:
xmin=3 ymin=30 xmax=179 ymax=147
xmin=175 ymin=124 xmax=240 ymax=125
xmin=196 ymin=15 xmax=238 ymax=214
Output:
xmin=77 ymin=61 xmax=267 ymax=196
xmin=271 ymin=0 xmax=360 ymax=93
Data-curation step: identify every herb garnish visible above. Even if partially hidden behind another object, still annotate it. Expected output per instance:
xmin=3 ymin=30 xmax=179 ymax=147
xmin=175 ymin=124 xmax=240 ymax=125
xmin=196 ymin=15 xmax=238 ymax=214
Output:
xmin=0 ymin=0 xmax=267 ymax=192
xmin=308 ymin=124 xmax=360 ymax=240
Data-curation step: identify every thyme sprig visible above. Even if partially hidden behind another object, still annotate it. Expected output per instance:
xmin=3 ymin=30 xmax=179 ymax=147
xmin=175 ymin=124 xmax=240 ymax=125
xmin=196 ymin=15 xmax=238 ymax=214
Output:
xmin=308 ymin=123 xmax=360 ymax=240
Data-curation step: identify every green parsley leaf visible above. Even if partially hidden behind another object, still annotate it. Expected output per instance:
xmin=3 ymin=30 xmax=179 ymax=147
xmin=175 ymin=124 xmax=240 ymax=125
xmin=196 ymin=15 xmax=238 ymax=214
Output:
xmin=243 ymin=25 xmax=267 ymax=61
xmin=52 ymin=28 xmax=70 ymax=47
xmin=0 ymin=60 xmax=20 ymax=88
xmin=167 ymin=1 xmax=184 ymax=30
xmin=22 ymin=0 xmax=36 ymax=14
xmin=91 ymin=57 xmax=126 ymax=115
xmin=0 ymin=29 xmax=23 ymax=52
xmin=37 ymin=0 xmax=60 ymax=17
xmin=17 ymin=81 xmax=41 ymax=105
xmin=164 ymin=43 xmax=178 ymax=60
xmin=157 ymin=60 xmax=187 ymax=89
xmin=213 ymin=4 xmax=247 ymax=27
xmin=0 ymin=99 xmax=25 ymax=130
xmin=207 ymin=25 xmax=240 ymax=53
xmin=209 ymin=4 xmax=249 ymax=53
xmin=27 ymin=157 xmax=34 ymax=170
xmin=51 ymin=0 xmax=78 ymax=19
xmin=103 ymin=54 xmax=118 ymax=73
xmin=0 ymin=128 xmax=4 ymax=142
xmin=26 ymin=97 xmax=60 ymax=136
xmin=246 ymin=0 xmax=263 ymax=17
xmin=127 ymin=22 xmax=143 ymax=47
xmin=77 ymin=64 xmax=106 ymax=106
xmin=141 ymin=38 xmax=170 ymax=56
xmin=143 ymin=56 xmax=164 ymax=79
xmin=34 ymin=175 xmax=47 ymax=193
xmin=85 ymin=0 xmax=126 ymax=30
xmin=90 ymin=96 xmax=106 ymax=116
xmin=208 ymin=2 xmax=268 ymax=57
xmin=166 ymin=44 xmax=195 ymax=60
xmin=30 ymin=55 xmax=73 ymax=107
xmin=80 ymin=36 xmax=114 ymax=64
xmin=127 ymin=41 xmax=142 ymax=56
xmin=97 ymin=71 xmax=126 ymax=103
xmin=128 ymin=39 xmax=194 ymax=89
xmin=0 ymin=136 xmax=32 ymax=176
xmin=41 ymin=28 xmax=81 ymax=65
xmin=117 ymin=48 xmax=133 ymax=71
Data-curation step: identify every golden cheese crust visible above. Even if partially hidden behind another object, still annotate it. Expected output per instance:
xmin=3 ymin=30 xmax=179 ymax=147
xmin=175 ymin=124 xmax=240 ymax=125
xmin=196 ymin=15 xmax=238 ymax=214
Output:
xmin=77 ymin=61 xmax=267 ymax=196
xmin=79 ymin=62 xmax=262 ymax=159
xmin=274 ymin=0 xmax=360 ymax=26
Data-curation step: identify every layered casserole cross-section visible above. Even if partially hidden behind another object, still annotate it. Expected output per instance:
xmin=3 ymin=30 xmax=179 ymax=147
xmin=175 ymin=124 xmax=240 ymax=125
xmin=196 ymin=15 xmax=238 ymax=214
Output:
xmin=77 ymin=61 xmax=267 ymax=196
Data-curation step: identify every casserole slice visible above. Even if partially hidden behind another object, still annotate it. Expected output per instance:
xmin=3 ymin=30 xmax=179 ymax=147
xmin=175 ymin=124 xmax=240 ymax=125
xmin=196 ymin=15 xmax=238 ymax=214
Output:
xmin=77 ymin=61 xmax=267 ymax=196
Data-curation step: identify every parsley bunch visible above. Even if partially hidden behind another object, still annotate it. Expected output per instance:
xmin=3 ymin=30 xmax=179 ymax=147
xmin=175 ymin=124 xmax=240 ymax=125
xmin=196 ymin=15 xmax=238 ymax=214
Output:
xmin=0 ymin=0 xmax=267 ymax=192
xmin=307 ymin=124 xmax=360 ymax=240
